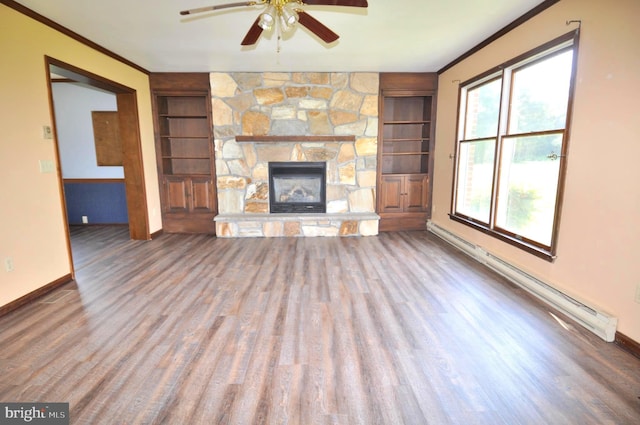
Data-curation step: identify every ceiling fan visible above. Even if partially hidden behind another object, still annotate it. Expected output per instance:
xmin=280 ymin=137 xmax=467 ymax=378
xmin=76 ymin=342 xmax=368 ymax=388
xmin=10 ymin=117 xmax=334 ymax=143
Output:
xmin=180 ymin=0 xmax=368 ymax=46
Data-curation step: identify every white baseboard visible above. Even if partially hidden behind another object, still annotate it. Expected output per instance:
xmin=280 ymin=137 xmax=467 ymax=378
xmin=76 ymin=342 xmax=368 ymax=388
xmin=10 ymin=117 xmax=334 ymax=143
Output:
xmin=427 ymin=221 xmax=617 ymax=342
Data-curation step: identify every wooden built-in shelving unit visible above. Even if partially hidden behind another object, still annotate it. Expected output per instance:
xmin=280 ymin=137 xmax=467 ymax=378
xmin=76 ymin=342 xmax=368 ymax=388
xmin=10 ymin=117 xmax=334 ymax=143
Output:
xmin=150 ymin=73 xmax=217 ymax=234
xmin=377 ymin=73 xmax=437 ymax=232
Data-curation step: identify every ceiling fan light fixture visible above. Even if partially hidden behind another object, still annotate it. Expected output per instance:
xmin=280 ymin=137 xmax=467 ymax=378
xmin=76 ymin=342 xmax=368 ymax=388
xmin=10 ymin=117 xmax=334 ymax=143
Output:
xmin=258 ymin=13 xmax=274 ymax=30
xmin=181 ymin=0 xmax=369 ymax=46
xmin=258 ymin=5 xmax=276 ymax=30
xmin=279 ymin=4 xmax=299 ymax=32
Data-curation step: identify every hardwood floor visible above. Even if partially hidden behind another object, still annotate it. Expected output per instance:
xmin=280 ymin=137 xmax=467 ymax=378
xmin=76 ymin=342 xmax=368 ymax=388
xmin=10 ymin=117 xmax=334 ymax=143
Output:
xmin=1 ymin=226 xmax=639 ymax=424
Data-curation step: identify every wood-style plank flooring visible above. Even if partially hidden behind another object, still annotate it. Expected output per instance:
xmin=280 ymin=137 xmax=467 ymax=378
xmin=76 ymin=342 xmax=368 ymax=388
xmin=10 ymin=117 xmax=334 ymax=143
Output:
xmin=1 ymin=226 xmax=639 ymax=424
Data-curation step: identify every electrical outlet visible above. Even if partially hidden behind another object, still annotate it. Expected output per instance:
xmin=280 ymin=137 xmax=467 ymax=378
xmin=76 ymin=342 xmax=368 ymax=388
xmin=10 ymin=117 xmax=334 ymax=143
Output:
xmin=4 ymin=257 xmax=14 ymax=272
xmin=635 ymin=284 xmax=640 ymax=304
xmin=82 ymin=216 xmax=88 ymax=224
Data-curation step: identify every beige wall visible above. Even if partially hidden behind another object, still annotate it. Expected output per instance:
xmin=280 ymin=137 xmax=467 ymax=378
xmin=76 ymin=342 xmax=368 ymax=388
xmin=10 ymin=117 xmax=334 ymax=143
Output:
xmin=0 ymin=5 xmax=161 ymax=306
xmin=433 ymin=0 xmax=640 ymax=341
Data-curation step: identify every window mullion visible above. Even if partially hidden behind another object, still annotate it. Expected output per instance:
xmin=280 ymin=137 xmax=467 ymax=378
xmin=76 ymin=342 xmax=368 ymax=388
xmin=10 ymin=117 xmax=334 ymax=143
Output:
xmin=489 ymin=69 xmax=512 ymax=230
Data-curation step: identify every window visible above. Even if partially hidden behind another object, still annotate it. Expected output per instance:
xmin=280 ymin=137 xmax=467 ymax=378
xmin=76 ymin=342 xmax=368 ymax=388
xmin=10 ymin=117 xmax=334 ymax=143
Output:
xmin=452 ymin=32 xmax=578 ymax=259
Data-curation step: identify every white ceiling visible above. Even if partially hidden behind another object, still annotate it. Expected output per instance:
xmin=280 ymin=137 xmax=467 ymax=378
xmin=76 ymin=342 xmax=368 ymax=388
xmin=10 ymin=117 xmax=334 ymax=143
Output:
xmin=14 ymin=0 xmax=546 ymax=73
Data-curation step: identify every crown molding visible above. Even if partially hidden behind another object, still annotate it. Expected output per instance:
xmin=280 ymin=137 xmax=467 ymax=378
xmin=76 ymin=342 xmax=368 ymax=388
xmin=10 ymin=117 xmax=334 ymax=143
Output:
xmin=2 ymin=0 xmax=149 ymax=74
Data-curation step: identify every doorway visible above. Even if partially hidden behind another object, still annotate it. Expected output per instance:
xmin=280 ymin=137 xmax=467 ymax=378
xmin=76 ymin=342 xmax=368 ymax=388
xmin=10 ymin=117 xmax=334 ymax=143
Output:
xmin=46 ymin=57 xmax=150 ymax=275
xmin=51 ymin=80 xmax=129 ymax=227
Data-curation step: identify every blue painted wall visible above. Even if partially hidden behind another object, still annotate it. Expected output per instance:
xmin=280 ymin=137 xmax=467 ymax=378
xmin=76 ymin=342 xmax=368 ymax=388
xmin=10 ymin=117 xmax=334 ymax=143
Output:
xmin=64 ymin=181 xmax=128 ymax=224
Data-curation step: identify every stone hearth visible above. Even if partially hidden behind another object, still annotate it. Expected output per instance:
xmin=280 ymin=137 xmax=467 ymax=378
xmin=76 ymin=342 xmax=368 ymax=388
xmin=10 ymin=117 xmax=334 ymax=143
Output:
xmin=211 ymin=72 xmax=380 ymax=237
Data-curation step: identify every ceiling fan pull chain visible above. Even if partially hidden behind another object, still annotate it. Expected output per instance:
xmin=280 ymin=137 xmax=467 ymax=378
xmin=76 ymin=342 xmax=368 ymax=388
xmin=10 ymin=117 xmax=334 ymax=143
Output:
xmin=277 ymin=21 xmax=282 ymax=53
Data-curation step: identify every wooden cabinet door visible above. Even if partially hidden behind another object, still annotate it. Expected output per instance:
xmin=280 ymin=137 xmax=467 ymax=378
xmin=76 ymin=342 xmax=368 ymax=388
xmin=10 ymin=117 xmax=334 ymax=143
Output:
xmin=161 ymin=175 xmax=216 ymax=233
xmin=190 ymin=176 xmax=215 ymax=213
xmin=164 ymin=176 xmax=189 ymax=213
xmin=405 ymin=175 xmax=428 ymax=212
xmin=164 ymin=176 xmax=215 ymax=214
xmin=380 ymin=174 xmax=428 ymax=213
xmin=380 ymin=175 xmax=404 ymax=212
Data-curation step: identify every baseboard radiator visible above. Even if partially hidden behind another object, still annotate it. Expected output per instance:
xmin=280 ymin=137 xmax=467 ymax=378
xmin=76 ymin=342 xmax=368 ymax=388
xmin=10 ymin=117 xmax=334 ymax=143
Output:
xmin=427 ymin=221 xmax=617 ymax=342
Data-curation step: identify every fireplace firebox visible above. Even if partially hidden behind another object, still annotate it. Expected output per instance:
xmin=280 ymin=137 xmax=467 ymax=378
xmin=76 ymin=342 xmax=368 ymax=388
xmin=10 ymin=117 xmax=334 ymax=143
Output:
xmin=268 ymin=162 xmax=326 ymax=213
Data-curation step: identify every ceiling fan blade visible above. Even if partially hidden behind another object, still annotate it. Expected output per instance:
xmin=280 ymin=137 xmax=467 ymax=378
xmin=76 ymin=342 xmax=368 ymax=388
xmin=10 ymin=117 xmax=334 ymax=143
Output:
xmin=302 ymin=0 xmax=368 ymax=7
xmin=180 ymin=1 xmax=259 ymax=16
xmin=241 ymin=16 xmax=264 ymax=46
xmin=297 ymin=11 xmax=339 ymax=44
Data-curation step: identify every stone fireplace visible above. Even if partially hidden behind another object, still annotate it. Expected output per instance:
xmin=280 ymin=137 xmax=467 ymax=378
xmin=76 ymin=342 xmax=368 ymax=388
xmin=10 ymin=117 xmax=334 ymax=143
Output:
xmin=210 ymin=72 xmax=380 ymax=237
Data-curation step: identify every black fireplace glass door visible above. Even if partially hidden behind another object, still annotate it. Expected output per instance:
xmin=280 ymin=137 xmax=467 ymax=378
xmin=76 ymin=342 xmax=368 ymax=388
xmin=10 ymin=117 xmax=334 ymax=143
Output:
xmin=272 ymin=177 xmax=322 ymax=204
xmin=268 ymin=162 xmax=326 ymax=213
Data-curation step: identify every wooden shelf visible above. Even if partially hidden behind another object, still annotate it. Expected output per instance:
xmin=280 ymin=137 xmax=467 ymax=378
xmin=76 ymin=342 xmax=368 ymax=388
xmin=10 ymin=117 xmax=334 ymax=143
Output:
xmin=164 ymin=172 xmax=211 ymax=176
xmin=384 ymin=121 xmax=430 ymax=125
xmin=383 ymin=152 xmax=430 ymax=156
xmin=159 ymin=114 xmax=208 ymax=118
xmin=235 ymin=135 xmax=356 ymax=143
xmin=161 ymin=156 xmax=210 ymax=160
xmin=384 ymin=138 xmax=430 ymax=143
xmin=160 ymin=135 xmax=210 ymax=139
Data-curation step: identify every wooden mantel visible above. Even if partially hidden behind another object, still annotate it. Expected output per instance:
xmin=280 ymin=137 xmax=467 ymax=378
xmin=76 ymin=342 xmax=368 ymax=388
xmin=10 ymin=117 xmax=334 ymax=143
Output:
xmin=235 ymin=135 xmax=356 ymax=143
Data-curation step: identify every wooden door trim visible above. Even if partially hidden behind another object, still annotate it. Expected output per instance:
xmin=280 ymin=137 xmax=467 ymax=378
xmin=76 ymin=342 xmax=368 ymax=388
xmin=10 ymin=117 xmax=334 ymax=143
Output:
xmin=116 ymin=92 xmax=149 ymax=239
xmin=46 ymin=57 xmax=150 ymax=243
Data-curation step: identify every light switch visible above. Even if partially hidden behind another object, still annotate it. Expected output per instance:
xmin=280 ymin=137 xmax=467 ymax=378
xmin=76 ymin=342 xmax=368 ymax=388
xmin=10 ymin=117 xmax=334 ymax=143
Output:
xmin=39 ymin=160 xmax=55 ymax=173
xmin=43 ymin=125 xmax=53 ymax=139
xmin=4 ymin=257 xmax=14 ymax=272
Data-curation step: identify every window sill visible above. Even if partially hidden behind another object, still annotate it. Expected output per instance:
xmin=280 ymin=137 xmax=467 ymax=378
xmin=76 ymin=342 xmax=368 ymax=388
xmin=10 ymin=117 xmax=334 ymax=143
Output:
xmin=448 ymin=214 xmax=556 ymax=262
